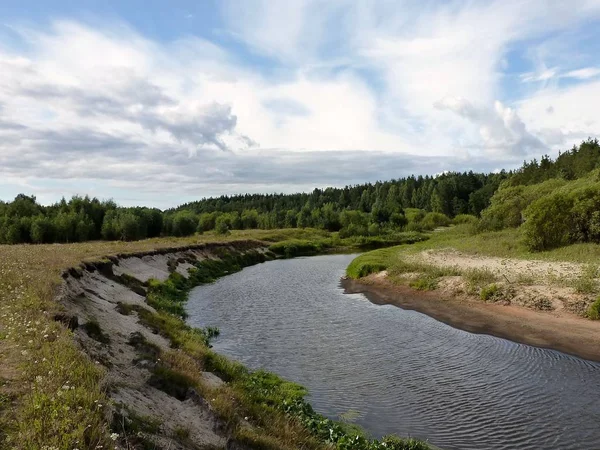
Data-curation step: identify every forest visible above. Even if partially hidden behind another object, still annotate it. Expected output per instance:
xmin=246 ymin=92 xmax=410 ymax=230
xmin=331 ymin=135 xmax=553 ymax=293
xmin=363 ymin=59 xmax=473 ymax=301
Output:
xmin=0 ymin=138 xmax=599 ymax=250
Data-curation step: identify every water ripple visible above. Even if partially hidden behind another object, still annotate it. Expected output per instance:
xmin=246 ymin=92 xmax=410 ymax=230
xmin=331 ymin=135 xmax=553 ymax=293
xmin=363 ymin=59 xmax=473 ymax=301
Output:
xmin=186 ymin=254 xmax=600 ymax=450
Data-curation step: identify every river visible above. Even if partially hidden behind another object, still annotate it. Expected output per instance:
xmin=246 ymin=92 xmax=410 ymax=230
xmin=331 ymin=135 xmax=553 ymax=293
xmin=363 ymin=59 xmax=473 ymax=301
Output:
xmin=186 ymin=254 xmax=600 ymax=450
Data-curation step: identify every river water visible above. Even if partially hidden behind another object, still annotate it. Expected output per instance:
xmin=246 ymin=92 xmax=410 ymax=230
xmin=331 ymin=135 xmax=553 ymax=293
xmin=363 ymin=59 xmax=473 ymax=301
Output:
xmin=186 ymin=254 xmax=600 ymax=450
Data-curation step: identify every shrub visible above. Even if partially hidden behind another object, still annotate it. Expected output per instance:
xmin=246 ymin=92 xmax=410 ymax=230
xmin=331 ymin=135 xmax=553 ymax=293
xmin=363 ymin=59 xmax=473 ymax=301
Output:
xmin=452 ymin=214 xmax=478 ymax=225
xmin=171 ymin=211 xmax=198 ymax=237
xmin=480 ymin=283 xmax=500 ymax=301
xmin=588 ymin=298 xmax=600 ymax=320
xmin=215 ymin=216 xmax=231 ymax=235
xmin=404 ymin=208 xmax=426 ymax=223
xmin=522 ymin=192 xmax=573 ymax=251
xmin=269 ymin=239 xmax=330 ymax=258
xmin=420 ymin=212 xmax=450 ymax=230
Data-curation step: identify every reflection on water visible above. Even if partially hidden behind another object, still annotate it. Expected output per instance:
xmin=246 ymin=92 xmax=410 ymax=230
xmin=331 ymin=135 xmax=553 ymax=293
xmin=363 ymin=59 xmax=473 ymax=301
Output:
xmin=187 ymin=254 xmax=600 ymax=450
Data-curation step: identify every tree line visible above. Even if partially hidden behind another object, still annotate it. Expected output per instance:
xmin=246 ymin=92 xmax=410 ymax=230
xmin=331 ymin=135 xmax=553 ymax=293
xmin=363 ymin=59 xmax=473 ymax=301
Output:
xmin=1 ymin=139 xmax=598 ymax=245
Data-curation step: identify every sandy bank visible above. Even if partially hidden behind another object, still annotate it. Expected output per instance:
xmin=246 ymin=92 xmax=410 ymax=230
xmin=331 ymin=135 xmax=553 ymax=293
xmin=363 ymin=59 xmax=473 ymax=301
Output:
xmin=57 ymin=240 xmax=268 ymax=449
xmin=342 ymin=273 xmax=600 ymax=363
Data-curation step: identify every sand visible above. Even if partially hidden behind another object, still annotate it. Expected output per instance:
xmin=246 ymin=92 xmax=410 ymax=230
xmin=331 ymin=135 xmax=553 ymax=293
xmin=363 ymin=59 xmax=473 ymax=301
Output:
xmin=342 ymin=250 xmax=600 ymax=362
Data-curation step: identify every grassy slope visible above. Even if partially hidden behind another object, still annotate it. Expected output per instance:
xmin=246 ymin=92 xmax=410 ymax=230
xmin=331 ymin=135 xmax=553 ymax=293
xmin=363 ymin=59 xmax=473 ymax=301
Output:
xmin=348 ymin=224 xmax=600 ymax=282
xmin=0 ymin=229 xmax=328 ymax=448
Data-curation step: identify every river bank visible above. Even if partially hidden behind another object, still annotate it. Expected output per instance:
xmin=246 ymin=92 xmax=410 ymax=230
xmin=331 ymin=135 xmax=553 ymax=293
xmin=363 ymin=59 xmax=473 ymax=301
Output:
xmin=0 ymin=229 xmax=430 ymax=449
xmin=344 ymin=226 xmax=600 ymax=362
xmin=342 ymin=275 xmax=600 ymax=362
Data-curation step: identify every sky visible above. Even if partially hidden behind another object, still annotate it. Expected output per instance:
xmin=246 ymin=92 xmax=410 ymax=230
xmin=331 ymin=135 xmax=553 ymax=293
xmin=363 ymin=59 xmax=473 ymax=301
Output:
xmin=0 ymin=1 xmax=599 ymax=208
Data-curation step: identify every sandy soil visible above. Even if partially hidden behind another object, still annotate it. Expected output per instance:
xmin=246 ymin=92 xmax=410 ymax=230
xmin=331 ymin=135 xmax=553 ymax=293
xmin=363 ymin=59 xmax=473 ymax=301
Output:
xmin=417 ymin=249 xmax=583 ymax=282
xmin=58 ymin=241 xmax=267 ymax=449
xmin=342 ymin=251 xmax=600 ymax=363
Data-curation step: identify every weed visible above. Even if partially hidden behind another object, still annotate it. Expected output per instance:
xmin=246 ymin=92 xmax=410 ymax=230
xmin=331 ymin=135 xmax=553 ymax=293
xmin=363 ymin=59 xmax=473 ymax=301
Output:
xmin=115 ymin=302 xmax=136 ymax=315
xmin=410 ymin=277 xmax=438 ymax=291
xmin=464 ymin=268 xmax=496 ymax=286
xmin=173 ymin=425 xmax=191 ymax=440
xmin=588 ymin=298 xmax=600 ymax=320
xmin=148 ymin=365 xmax=196 ymax=400
xmin=572 ymin=264 xmax=599 ymax=294
xmin=480 ymin=284 xmax=500 ymax=301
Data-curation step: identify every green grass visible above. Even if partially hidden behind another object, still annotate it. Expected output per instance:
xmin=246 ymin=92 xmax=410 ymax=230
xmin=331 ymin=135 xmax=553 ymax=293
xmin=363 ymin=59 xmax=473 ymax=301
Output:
xmin=409 ymin=276 xmax=438 ymax=291
xmin=364 ymin=223 xmax=600 ymax=265
xmin=480 ymin=283 xmax=500 ymax=301
xmin=588 ymin=298 xmax=600 ymax=320
xmin=346 ymin=246 xmax=400 ymax=278
xmin=270 ymin=232 xmax=428 ymax=259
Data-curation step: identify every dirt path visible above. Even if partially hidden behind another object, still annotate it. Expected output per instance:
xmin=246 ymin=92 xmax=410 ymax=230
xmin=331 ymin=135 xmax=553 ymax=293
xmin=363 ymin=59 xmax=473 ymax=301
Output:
xmin=342 ymin=276 xmax=600 ymax=362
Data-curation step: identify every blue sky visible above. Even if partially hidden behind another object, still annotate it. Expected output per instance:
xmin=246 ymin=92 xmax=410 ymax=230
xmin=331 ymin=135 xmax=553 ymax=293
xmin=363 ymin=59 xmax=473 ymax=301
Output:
xmin=0 ymin=0 xmax=599 ymax=208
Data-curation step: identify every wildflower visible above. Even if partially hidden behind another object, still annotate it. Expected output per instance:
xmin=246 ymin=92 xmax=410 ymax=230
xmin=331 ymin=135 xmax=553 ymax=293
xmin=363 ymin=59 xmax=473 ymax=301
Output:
xmin=35 ymin=375 xmax=43 ymax=383
xmin=110 ymin=433 xmax=119 ymax=441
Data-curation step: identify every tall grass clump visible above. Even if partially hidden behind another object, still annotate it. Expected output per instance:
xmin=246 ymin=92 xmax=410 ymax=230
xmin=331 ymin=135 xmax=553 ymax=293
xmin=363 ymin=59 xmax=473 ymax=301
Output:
xmin=587 ymin=298 xmax=600 ymax=320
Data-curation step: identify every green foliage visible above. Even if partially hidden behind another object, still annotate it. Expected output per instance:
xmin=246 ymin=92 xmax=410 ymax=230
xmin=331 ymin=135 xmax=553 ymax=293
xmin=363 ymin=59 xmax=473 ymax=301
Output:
xmin=215 ymin=215 xmax=231 ymax=235
xmin=409 ymin=276 xmax=438 ymax=291
xmin=346 ymin=247 xmax=399 ymax=279
xmin=420 ymin=212 xmax=450 ymax=230
xmin=269 ymin=239 xmax=331 ymax=258
xmin=480 ymin=179 xmax=566 ymax=232
xmin=452 ymin=214 xmax=478 ymax=225
xmin=480 ymin=284 xmax=500 ymax=301
xmin=587 ymin=298 xmax=600 ymax=320
xmin=170 ymin=211 xmax=198 ymax=237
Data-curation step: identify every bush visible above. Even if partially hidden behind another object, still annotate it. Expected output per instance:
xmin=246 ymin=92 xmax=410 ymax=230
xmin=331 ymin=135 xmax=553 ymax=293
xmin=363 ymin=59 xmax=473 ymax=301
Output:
xmin=479 ymin=178 xmax=566 ymax=232
xmin=420 ymin=212 xmax=450 ymax=230
xmin=404 ymin=208 xmax=426 ymax=223
xmin=339 ymin=223 xmax=369 ymax=238
xmin=171 ymin=211 xmax=198 ymax=237
xmin=215 ymin=216 xmax=231 ymax=235
xmin=269 ymin=239 xmax=330 ymax=258
xmin=452 ymin=214 xmax=478 ymax=225
xmin=522 ymin=192 xmax=573 ymax=251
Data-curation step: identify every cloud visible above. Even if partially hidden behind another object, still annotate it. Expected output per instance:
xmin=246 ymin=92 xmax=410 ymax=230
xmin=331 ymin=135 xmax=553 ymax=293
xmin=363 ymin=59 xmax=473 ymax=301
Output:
xmin=521 ymin=66 xmax=600 ymax=83
xmin=1 ymin=2 xmax=600 ymax=207
xmin=435 ymin=97 xmax=546 ymax=156
xmin=563 ymin=67 xmax=600 ymax=80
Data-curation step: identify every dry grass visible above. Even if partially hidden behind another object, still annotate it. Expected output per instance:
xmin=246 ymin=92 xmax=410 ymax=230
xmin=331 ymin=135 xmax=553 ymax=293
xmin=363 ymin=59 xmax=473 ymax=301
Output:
xmin=0 ymin=229 xmax=322 ymax=449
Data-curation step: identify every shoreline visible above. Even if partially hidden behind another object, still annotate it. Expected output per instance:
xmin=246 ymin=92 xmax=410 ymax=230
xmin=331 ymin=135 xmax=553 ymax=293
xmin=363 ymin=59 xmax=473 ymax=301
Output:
xmin=342 ymin=276 xmax=600 ymax=363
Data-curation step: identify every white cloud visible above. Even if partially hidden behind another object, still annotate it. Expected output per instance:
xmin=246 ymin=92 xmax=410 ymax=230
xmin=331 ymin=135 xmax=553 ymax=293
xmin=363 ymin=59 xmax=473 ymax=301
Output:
xmin=564 ymin=67 xmax=600 ymax=80
xmin=1 ymin=1 xmax=600 ymax=206
xmin=435 ymin=97 xmax=545 ymax=156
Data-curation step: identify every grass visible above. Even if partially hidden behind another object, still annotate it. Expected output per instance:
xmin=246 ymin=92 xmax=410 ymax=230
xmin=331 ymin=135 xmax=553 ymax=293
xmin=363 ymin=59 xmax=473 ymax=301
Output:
xmin=480 ymin=284 xmax=500 ymax=301
xmin=588 ymin=298 xmax=600 ymax=320
xmin=347 ymin=224 xmax=600 ymax=314
xmin=346 ymin=246 xmax=401 ymax=278
xmin=0 ymin=227 xmax=430 ymax=449
xmin=409 ymin=276 xmax=438 ymax=291
xmin=0 ymin=228 xmax=338 ymax=449
xmin=270 ymin=232 xmax=428 ymax=259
